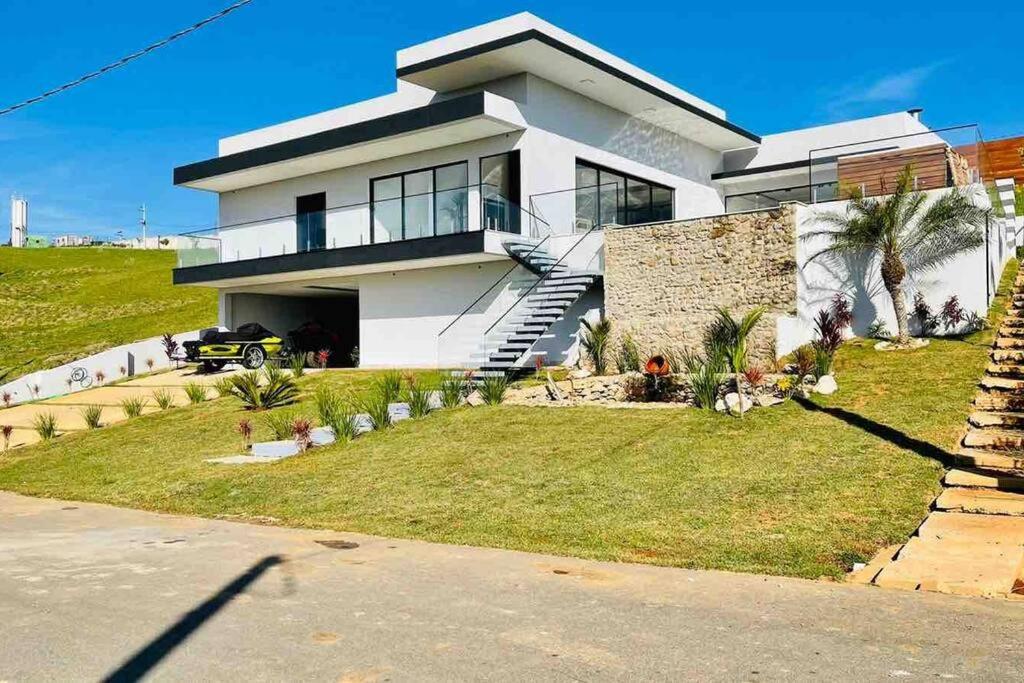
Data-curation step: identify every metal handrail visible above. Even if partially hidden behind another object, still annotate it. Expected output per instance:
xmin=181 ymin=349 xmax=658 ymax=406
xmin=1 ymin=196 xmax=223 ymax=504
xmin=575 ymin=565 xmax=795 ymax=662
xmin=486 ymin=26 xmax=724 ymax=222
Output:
xmin=436 ymin=234 xmax=551 ymax=338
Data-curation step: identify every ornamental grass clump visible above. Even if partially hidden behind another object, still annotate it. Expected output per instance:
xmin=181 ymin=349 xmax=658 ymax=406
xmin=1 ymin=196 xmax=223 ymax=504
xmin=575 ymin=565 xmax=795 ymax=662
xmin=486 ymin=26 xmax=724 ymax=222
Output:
xmin=373 ymin=371 xmax=403 ymax=405
xmin=80 ymin=404 xmax=103 ymax=429
xmin=314 ymin=385 xmax=357 ymax=441
xmin=706 ymin=306 xmax=764 ymax=417
xmin=263 ymin=410 xmax=295 ymax=440
xmin=120 ymin=396 xmax=146 ymax=419
xmin=289 ymin=352 xmax=307 ymax=377
xmin=183 ymin=382 xmax=208 ymax=405
xmin=33 ymin=412 xmax=58 ymax=441
xmin=479 ymin=374 xmax=508 ymax=405
xmin=404 ymin=376 xmax=433 ymax=418
xmin=684 ymin=347 xmax=726 ymax=410
xmin=614 ymin=332 xmax=641 ymax=374
xmin=360 ymin=392 xmax=393 ymax=431
xmin=229 ymin=367 xmax=299 ymax=410
xmin=438 ymin=373 xmax=467 ymax=409
xmin=791 ymin=344 xmax=816 ymax=378
xmin=212 ymin=376 xmax=235 ymax=398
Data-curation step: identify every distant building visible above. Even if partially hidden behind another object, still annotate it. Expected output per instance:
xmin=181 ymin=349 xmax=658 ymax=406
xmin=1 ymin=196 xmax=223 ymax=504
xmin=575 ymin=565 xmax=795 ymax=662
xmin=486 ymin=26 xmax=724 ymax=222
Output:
xmin=53 ymin=234 xmax=94 ymax=247
xmin=10 ymin=197 xmax=28 ymax=247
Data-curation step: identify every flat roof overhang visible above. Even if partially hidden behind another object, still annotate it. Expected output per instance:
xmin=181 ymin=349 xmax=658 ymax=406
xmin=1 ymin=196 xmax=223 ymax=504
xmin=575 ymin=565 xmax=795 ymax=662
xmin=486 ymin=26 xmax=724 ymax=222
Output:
xmin=397 ymin=29 xmax=760 ymax=151
xmin=173 ymin=92 xmax=526 ymax=192
xmin=173 ymin=230 xmax=510 ymax=288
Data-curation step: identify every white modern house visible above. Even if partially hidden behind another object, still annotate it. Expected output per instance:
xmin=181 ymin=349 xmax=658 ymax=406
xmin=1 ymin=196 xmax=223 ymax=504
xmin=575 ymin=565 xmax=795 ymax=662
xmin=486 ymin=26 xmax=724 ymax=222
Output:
xmin=173 ymin=13 xmax=1018 ymax=370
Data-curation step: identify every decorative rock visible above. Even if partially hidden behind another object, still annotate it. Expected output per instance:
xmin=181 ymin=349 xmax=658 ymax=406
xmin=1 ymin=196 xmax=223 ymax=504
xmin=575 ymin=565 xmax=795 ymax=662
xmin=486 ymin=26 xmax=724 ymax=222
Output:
xmin=755 ymin=394 xmax=784 ymax=408
xmin=426 ymin=390 xmax=443 ymax=410
xmin=310 ymin=426 xmax=336 ymax=447
xmin=352 ymin=414 xmax=373 ymax=434
xmin=388 ymin=402 xmax=411 ymax=422
xmin=814 ymin=374 xmax=838 ymax=395
xmin=569 ymin=369 xmax=592 ymax=379
xmin=466 ymin=390 xmax=485 ymax=407
xmin=724 ymin=392 xmax=753 ymax=414
xmin=714 ymin=398 xmax=726 ymax=413
xmin=250 ymin=440 xmax=300 ymax=459
xmin=802 ymin=374 xmax=816 ymax=385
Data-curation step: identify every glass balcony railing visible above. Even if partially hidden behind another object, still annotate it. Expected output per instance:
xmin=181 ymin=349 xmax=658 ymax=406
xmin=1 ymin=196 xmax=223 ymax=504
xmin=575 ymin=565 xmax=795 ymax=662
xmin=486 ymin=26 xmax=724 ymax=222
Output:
xmin=174 ymin=185 xmax=549 ymax=268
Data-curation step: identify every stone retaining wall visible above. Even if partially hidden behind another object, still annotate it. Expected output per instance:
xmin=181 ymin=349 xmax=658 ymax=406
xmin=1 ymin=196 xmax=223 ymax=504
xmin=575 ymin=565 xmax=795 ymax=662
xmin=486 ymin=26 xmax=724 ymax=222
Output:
xmin=603 ymin=206 xmax=798 ymax=365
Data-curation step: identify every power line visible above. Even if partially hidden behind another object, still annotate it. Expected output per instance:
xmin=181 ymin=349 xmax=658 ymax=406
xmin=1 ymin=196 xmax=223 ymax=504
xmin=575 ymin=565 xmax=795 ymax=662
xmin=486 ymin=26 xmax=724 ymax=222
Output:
xmin=0 ymin=0 xmax=253 ymax=117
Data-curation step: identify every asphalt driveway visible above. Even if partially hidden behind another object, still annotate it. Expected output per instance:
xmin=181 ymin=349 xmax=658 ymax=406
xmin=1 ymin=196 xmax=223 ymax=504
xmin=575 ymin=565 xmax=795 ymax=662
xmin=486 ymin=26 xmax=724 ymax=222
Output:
xmin=1 ymin=492 xmax=1022 ymax=681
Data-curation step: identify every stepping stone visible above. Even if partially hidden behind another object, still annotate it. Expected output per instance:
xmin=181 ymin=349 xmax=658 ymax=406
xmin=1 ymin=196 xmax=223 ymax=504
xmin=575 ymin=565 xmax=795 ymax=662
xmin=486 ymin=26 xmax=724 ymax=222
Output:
xmin=919 ymin=511 xmax=1024 ymax=544
xmin=944 ymin=468 xmax=1024 ymax=492
xmin=873 ymin=535 xmax=1024 ymax=597
xmin=388 ymin=402 xmax=411 ymax=422
xmin=935 ymin=487 xmax=1024 ymax=516
xmin=973 ymin=393 xmax=1024 ymax=411
xmin=962 ymin=427 xmax=1024 ymax=450
xmin=956 ymin=447 xmax=1024 ymax=473
xmin=846 ymin=543 xmax=902 ymax=585
xmin=250 ymin=440 xmax=300 ymax=459
xmin=968 ymin=411 xmax=1024 ymax=429
xmin=980 ymin=376 xmax=1024 ymax=392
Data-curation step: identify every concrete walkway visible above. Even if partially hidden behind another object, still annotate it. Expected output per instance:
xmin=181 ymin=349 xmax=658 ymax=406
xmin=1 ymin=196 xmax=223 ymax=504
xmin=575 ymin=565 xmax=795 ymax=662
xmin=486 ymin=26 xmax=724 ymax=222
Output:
xmin=1 ymin=493 xmax=1023 ymax=681
xmin=0 ymin=367 xmax=243 ymax=449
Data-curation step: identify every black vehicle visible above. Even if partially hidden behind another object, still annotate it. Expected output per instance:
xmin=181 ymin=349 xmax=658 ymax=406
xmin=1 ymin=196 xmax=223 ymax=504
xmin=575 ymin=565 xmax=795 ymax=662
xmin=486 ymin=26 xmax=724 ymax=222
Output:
xmin=183 ymin=323 xmax=287 ymax=371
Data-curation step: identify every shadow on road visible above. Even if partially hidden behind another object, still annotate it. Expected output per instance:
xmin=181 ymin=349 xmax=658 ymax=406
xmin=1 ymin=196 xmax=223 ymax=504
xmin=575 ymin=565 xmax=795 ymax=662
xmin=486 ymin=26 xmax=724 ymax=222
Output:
xmin=794 ymin=396 xmax=956 ymax=468
xmin=102 ymin=555 xmax=284 ymax=682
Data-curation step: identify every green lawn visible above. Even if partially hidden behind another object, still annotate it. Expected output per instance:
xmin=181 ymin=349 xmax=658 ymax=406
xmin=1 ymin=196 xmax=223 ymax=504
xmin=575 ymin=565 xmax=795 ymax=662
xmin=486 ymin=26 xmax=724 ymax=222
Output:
xmin=0 ymin=247 xmax=216 ymax=382
xmin=0 ymin=262 xmax=1014 ymax=580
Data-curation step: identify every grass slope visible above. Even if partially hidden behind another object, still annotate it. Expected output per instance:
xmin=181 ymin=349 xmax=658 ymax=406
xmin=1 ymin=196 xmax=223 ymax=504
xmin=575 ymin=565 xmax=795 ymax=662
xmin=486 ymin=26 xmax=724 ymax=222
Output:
xmin=0 ymin=261 xmax=1015 ymax=580
xmin=0 ymin=247 xmax=216 ymax=381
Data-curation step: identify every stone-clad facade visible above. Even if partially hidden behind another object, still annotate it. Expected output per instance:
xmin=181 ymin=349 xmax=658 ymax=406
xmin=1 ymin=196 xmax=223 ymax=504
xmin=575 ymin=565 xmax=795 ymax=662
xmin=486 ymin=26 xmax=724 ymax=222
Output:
xmin=603 ymin=206 xmax=798 ymax=365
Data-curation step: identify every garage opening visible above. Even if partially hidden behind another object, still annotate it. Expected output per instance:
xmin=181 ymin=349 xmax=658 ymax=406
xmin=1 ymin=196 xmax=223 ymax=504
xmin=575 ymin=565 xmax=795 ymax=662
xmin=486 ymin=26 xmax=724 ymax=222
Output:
xmin=225 ymin=290 xmax=359 ymax=367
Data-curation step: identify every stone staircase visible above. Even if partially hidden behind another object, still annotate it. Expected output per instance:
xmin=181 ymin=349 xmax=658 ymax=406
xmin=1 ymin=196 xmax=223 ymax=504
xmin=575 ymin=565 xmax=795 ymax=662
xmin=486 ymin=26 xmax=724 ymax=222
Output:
xmin=860 ymin=270 xmax=1024 ymax=598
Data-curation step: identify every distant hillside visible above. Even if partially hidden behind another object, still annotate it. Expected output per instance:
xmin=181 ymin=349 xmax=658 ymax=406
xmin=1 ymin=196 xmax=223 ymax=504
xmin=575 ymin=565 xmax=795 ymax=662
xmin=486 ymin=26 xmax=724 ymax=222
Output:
xmin=0 ymin=247 xmax=216 ymax=382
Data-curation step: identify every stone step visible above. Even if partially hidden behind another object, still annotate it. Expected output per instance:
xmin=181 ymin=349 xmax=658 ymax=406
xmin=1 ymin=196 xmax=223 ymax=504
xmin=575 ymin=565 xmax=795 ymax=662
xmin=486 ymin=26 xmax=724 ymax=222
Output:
xmin=991 ymin=349 xmax=1024 ymax=363
xmin=935 ymin=487 xmax=1024 ymax=516
xmin=994 ymin=338 xmax=1024 ymax=349
xmin=985 ymin=363 xmax=1024 ymax=377
xmin=968 ymin=411 xmax=1024 ymax=429
xmin=979 ymin=376 xmax=1024 ymax=393
xmin=944 ymin=468 xmax=1024 ymax=491
xmin=973 ymin=393 xmax=1024 ymax=411
xmin=997 ymin=327 xmax=1024 ymax=338
xmin=955 ymin=447 xmax=1024 ymax=473
xmin=962 ymin=428 xmax=1024 ymax=450
xmin=846 ymin=544 xmax=903 ymax=585
xmin=919 ymin=511 xmax=1024 ymax=545
xmin=872 ymin=535 xmax=1024 ymax=597
xmin=1000 ymin=316 xmax=1024 ymax=328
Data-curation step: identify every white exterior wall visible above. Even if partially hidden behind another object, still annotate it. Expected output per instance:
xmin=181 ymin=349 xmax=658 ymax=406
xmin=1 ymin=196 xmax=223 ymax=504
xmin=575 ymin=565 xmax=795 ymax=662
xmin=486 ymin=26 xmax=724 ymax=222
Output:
xmin=776 ymin=187 xmax=1016 ymax=355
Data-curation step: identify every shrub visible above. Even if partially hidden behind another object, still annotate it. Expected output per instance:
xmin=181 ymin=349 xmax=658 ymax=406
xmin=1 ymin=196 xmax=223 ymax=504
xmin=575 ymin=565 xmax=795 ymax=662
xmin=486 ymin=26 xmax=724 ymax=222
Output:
xmin=120 ymin=396 xmax=146 ymax=418
xmin=867 ymin=319 xmax=890 ymax=339
xmin=776 ymin=374 xmax=798 ymax=397
xmin=966 ymin=311 xmax=988 ymax=332
xmin=373 ymin=371 xmax=403 ymax=405
xmin=150 ymin=389 xmax=173 ymax=411
xmin=913 ymin=293 xmax=939 ymax=336
xmin=1 ymin=392 xmax=10 ymax=408
xmin=94 ymin=370 xmax=106 ymax=385
xmin=183 ymin=382 xmax=208 ymax=405
xmin=405 ymin=377 xmax=433 ymax=418
xmin=791 ymin=345 xmax=816 ymax=378
xmin=145 ymin=358 xmax=155 ymax=371
xmin=1 ymin=424 xmax=12 ymax=451
xmin=237 ymin=418 xmax=253 ymax=451
xmin=479 ymin=374 xmax=508 ymax=405
xmin=830 ymin=293 xmax=853 ymax=329
xmin=263 ymin=411 xmax=295 ymax=440
xmin=580 ymin=316 xmax=612 ymax=375
xmin=811 ymin=308 xmax=842 ymax=377
xmin=289 ymin=352 xmax=307 ymax=377
xmin=314 ymin=386 xmax=358 ymax=442
xmin=621 ymin=373 xmax=648 ymax=402
xmin=212 ymin=376 xmax=235 ymax=398
xmin=614 ymin=333 xmax=641 ymax=374
xmin=684 ymin=348 xmax=725 ymax=410
xmin=292 ymin=417 xmax=314 ymax=452
xmin=33 ymin=412 xmax=58 ymax=441
xmin=439 ymin=373 xmax=467 ymax=409
xmin=941 ymin=295 xmax=966 ymax=332
xmin=742 ymin=365 xmax=765 ymax=388
xmin=80 ymin=404 xmax=103 ymax=429
xmin=350 ymin=346 xmax=360 ymax=367
xmin=229 ymin=368 xmax=300 ymax=410
xmin=360 ymin=392 xmax=393 ymax=431
xmin=315 ymin=348 xmax=331 ymax=370
xmin=119 ymin=365 xmax=127 ymax=377
xmin=813 ymin=346 xmax=833 ymax=379
xmin=705 ymin=307 xmax=765 ymax=375
xmin=161 ymin=333 xmax=179 ymax=362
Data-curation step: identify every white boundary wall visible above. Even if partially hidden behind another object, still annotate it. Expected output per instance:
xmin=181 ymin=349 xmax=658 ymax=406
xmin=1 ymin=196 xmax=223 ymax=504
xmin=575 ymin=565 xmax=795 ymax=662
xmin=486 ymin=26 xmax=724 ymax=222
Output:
xmin=0 ymin=330 xmax=202 ymax=407
xmin=776 ymin=185 xmax=1017 ymax=355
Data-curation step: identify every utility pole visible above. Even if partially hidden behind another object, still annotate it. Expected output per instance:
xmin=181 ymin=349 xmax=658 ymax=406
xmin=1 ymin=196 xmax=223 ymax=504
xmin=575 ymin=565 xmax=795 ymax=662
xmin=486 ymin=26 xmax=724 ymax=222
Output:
xmin=139 ymin=204 xmax=147 ymax=245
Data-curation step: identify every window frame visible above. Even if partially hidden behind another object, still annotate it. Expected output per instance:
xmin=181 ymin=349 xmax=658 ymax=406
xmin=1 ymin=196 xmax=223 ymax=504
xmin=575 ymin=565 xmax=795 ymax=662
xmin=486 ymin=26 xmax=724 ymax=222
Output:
xmin=574 ymin=159 xmax=674 ymax=228
xmin=295 ymin=191 xmax=327 ymax=252
xmin=369 ymin=160 xmax=469 ymax=243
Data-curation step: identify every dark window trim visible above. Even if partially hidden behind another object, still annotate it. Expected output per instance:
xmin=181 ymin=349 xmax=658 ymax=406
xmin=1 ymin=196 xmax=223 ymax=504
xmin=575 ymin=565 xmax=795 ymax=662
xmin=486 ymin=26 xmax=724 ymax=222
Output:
xmin=369 ymin=160 xmax=469 ymax=243
xmin=478 ymin=150 xmax=521 ymax=234
xmin=295 ymin=192 xmax=327 ymax=253
xmin=396 ymin=29 xmax=760 ymax=144
xmin=575 ymin=158 xmax=674 ymax=226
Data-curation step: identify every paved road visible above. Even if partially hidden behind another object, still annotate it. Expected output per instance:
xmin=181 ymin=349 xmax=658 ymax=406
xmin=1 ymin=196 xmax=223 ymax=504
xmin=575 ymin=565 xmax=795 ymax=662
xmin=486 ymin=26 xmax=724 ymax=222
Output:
xmin=1 ymin=493 xmax=1022 ymax=681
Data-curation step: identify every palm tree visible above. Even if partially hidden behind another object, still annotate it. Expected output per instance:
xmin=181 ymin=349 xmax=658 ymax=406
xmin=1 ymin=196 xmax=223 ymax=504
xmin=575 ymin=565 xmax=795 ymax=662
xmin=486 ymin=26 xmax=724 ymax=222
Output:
xmin=804 ymin=165 xmax=987 ymax=344
xmin=706 ymin=306 xmax=765 ymax=417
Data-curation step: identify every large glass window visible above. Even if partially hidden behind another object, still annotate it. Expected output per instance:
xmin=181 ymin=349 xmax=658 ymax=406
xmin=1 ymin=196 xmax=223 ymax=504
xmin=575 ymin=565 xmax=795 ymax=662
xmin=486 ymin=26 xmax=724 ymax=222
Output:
xmin=371 ymin=162 xmax=468 ymax=242
xmin=480 ymin=151 xmax=520 ymax=233
xmin=575 ymin=160 xmax=672 ymax=230
xmin=296 ymin=192 xmax=326 ymax=252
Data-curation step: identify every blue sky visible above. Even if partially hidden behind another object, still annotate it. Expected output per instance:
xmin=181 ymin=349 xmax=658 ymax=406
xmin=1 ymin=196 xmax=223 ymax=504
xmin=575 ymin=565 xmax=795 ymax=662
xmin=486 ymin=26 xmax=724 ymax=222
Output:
xmin=1 ymin=0 xmax=1020 ymax=239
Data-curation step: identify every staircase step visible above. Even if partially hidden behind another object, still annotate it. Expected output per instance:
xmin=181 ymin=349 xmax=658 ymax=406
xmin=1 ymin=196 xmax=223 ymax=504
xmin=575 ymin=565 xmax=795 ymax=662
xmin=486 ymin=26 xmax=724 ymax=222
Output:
xmin=962 ymin=428 xmax=1024 ymax=450
xmin=980 ymin=376 xmax=1024 ymax=393
xmin=919 ymin=511 xmax=1024 ymax=544
xmin=973 ymin=393 xmax=1024 ymax=411
xmin=945 ymin=468 xmax=1024 ymax=491
xmin=994 ymin=338 xmax=1024 ymax=349
xmin=986 ymin=363 xmax=1024 ymax=377
xmin=997 ymin=327 xmax=1024 ymax=338
xmin=1000 ymin=316 xmax=1024 ymax=328
xmin=968 ymin=411 xmax=1024 ymax=429
xmin=991 ymin=349 xmax=1024 ymax=363
xmin=935 ymin=487 xmax=1024 ymax=516
xmin=872 ymin=535 xmax=1024 ymax=597
xmin=956 ymin=447 xmax=1024 ymax=473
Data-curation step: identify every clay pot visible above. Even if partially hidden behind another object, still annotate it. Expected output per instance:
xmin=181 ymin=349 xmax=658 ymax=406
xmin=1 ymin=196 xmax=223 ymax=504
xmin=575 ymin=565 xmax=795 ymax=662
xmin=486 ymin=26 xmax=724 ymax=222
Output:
xmin=644 ymin=355 xmax=671 ymax=376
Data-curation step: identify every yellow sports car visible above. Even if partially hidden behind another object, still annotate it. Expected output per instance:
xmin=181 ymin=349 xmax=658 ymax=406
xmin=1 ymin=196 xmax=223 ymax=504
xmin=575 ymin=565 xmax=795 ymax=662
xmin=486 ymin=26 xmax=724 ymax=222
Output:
xmin=183 ymin=323 xmax=286 ymax=371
